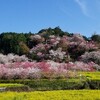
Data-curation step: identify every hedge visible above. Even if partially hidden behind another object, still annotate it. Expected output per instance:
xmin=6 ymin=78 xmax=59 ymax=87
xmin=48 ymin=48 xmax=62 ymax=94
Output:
xmin=0 ymin=78 xmax=98 ymax=90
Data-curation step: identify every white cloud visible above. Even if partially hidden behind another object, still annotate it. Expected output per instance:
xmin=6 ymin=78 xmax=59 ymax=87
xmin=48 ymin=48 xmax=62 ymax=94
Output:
xmin=75 ymin=0 xmax=89 ymax=17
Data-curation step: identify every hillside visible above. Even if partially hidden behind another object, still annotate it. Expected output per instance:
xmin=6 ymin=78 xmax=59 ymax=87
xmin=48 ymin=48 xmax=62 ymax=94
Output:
xmin=0 ymin=27 xmax=100 ymax=80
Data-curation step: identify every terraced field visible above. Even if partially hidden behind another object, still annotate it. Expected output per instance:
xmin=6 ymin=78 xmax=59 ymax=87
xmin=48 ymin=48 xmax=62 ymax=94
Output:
xmin=0 ymin=72 xmax=99 ymax=100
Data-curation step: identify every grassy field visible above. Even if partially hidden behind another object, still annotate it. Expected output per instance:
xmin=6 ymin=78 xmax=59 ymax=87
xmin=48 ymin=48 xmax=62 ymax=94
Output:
xmin=0 ymin=90 xmax=99 ymax=100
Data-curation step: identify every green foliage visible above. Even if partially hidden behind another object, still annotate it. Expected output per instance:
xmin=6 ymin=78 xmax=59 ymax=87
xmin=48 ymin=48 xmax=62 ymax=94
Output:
xmin=88 ymin=80 xmax=100 ymax=89
xmin=20 ymin=79 xmax=85 ymax=90
xmin=0 ymin=83 xmax=30 ymax=92
xmin=91 ymin=34 xmax=100 ymax=43
xmin=19 ymin=42 xmax=29 ymax=55
xmin=38 ymin=27 xmax=70 ymax=38
xmin=0 ymin=32 xmax=31 ymax=55
xmin=0 ymin=79 xmax=94 ymax=90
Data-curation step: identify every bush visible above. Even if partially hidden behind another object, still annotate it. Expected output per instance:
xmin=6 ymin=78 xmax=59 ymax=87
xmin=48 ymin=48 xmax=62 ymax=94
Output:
xmin=88 ymin=79 xmax=100 ymax=89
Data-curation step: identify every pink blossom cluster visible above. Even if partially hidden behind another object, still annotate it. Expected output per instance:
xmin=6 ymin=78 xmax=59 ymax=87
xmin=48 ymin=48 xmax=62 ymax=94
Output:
xmin=30 ymin=43 xmax=46 ymax=54
xmin=0 ymin=61 xmax=96 ymax=79
xmin=49 ymin=48 xmax=67 ymax=61
xmin=0 ymin=53 xmax=28 ymax=64
xmin=68 ymin=34 xmax=98 ymax=52
xmin=80 ymin=51 xmax=100 ymax=70
xmin=29 ymin=34 xmax=98 ymax=61
xmin=30 ymin=35 xmax=44 ymax=43
xmin=30 ymin=35 xmax=42 ymax=40
xmin=48 ymin=35 xmax=60 ymax=46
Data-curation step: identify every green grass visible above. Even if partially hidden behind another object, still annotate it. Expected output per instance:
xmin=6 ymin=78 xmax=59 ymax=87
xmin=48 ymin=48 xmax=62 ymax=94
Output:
xmin=0 ymin=83 xmax=24 ymax=87
xmin=79 ymin=71 xmax=100 ymax=80
xmin=0 ymin=90 xmax=100 ymax=100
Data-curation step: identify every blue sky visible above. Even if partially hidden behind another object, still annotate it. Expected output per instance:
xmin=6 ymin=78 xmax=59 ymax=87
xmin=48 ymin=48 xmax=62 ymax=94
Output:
xmin=0 ymin=0 xmax=100 ymax=37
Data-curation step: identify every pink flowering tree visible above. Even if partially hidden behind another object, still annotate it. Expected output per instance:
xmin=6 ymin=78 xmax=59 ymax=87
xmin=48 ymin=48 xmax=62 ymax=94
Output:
xmin=80 ymin=51 xmax=100 ymax=70
xmin=0 ymin=60 xmax=96 ymax=80
xmin=0 ymin=53 xmax=29 ymax=64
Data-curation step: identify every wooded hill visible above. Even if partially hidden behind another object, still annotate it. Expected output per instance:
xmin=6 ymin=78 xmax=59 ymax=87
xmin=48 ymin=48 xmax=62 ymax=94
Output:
xmin=0 ymin=27 xmax=100 ymax=63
